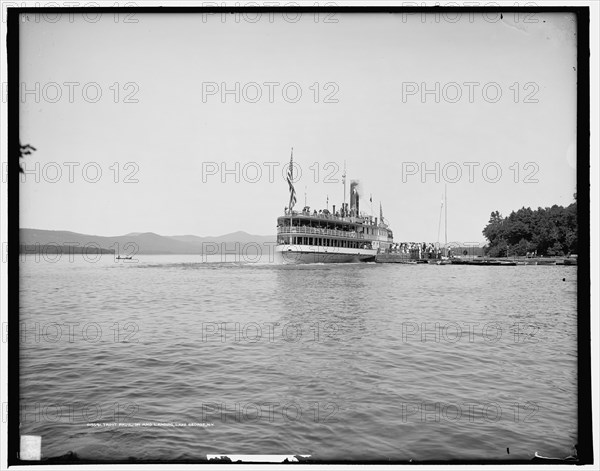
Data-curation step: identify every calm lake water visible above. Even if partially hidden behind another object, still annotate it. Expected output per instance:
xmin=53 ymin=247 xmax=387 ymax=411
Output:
xmin=19 ymin=254 xmax=578 ymax=462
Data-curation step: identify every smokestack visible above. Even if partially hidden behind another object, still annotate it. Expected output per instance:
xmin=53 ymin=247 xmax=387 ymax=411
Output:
xmin=350 ymin=180 xmax=360 ymax=216
xmin=333 ymin=204 xmax=336 ymax=215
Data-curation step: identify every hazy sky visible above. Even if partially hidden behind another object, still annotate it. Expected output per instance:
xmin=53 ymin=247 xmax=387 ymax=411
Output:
xmin=18 ymin=11 xmax=578 ymax=243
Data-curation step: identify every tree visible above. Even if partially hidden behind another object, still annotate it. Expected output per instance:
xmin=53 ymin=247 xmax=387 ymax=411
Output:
xmin=482 ymin=211 xmax=504 ymax=244
xmin=482 ymin=199 xmax=577 ymax=256
xmin=19 ymin=142 xmax=37 ymax=173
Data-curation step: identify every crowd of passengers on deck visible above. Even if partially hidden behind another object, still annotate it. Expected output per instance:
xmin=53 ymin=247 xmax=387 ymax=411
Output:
xmin=284 ymin=204 xmax=361 ymax=220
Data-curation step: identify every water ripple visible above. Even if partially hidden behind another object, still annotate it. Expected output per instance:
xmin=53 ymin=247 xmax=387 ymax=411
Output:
xmin=19 ymin=257 xmax=577 ymax=461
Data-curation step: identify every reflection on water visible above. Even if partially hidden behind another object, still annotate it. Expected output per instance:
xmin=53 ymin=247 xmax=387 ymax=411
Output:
xmin=19 ymin=255 xmax=577 ymax=461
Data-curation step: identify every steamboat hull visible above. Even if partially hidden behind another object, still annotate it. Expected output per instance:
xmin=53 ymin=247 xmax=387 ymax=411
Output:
xmin=275 ymin=245 xmax=376 ymax=264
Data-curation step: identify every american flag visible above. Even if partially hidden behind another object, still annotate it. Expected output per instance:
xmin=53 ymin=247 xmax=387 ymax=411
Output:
xmin=287 ymin=148 xmax=297 ymax=210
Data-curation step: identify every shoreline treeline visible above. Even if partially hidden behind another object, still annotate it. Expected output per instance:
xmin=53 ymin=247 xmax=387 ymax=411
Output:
xmin=482 ymin=195 xmax=578 ymax=257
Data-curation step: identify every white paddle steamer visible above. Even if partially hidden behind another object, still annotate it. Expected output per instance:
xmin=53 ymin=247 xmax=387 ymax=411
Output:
xmin=275 ymin=150 xmax=394 ymax=264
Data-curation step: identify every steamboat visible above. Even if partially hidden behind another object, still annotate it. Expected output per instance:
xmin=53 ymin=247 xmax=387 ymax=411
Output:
xmin=275 ymin=150 xmax=394 ymax=264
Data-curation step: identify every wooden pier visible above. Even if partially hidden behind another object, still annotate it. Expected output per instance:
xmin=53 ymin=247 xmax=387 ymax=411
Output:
xmin=375 ymin=254 xmax=578 ymax=265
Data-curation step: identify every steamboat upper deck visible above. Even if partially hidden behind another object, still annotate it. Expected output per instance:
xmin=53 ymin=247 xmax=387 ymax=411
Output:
xmin=277 ymin=209 xmax=393 ymax=243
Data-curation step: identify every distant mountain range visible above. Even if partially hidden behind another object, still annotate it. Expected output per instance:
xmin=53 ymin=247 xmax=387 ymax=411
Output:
xmin=20 ymin=229 xmax=274 ymax=254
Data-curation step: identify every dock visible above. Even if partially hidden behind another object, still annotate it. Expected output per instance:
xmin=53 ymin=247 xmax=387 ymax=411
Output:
xmin=375 ymin=254 xmax=578 ymax=265
xmin=374 ymin=253 xmax=418 ymax=264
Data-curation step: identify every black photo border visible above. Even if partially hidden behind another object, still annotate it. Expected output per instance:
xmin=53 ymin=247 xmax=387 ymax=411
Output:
xmin=6 ymin=4 xmax=593 ymax=466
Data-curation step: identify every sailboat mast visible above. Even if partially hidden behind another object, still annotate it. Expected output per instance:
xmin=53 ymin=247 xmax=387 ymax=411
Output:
xmin=437 ymin=193 xmax=443 ymax=249
xmin=444 ymin=184 xmax=447 ymax=257
xmin=289 ymin=147 xmax=294 ymax=234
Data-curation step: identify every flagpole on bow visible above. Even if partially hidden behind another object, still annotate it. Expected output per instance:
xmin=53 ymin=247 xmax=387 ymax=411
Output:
xmin=342 ymin=161 xmax=347 ymax=215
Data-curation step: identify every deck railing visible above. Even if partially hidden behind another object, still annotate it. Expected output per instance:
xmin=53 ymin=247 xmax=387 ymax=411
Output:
xmin=282 ymin=211 xmax=362 ymax=223
xmin=280 ymin=211 xmax=389 ymax=228
xmin=277 ymin=226 xmax=365 ymax=239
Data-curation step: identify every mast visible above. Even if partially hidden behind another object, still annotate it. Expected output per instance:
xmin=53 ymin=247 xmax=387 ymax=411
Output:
xmin=342 ymin=161 xmax=347 ymax=214
xmin=437 ymin=192 xmax=443 ymax=251
xmin=289 ymin=147 xmax=294 ymax=235
xmin=444 ymin=184 xmax=448 ymax=257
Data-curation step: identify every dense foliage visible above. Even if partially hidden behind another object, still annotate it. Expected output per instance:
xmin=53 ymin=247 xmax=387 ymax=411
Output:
xmin=19 ymin=142 xmax=37 ymax=173
xmin=482 ymin=196 xmax=578 ymax=257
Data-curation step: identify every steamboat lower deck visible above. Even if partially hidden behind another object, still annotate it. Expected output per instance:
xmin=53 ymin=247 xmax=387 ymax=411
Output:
xmin=275 ymin=244 xmax=376 ymax=264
